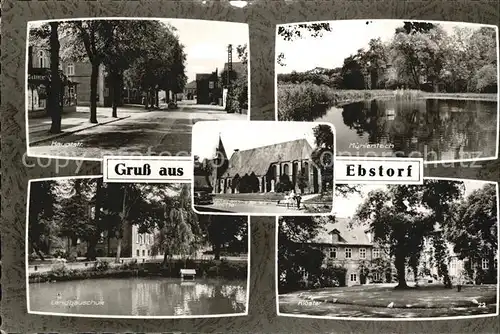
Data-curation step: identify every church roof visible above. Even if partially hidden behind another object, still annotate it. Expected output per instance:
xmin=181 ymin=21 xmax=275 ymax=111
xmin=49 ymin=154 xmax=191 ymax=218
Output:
xmin=221 ymin=138 xmax=314 ymax=178
xmin=312 ymin=217 xmax=373 ymax=246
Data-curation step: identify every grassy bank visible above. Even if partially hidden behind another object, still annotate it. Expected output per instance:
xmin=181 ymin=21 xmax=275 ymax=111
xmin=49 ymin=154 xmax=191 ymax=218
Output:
xmin=277 ymin=82 xmax=498 ymax=121
xmin=29 ymin=258 xmax=248 ymax=283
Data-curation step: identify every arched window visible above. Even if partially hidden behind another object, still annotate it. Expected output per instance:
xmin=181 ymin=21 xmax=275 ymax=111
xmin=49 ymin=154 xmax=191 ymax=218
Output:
xmin=283 ymin=164 xmax=289 ymax=176
xmin=138 ymin=234 xmax=143 ymax=244
xmin=38 ymin=50 xmax=46 ymax=68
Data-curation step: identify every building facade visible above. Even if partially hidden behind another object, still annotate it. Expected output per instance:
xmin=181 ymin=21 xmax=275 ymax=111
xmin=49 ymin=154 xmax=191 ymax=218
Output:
xmin=183 ymin=80 xmax=197 ymax=100
xmin=196 ymin=71 xmax=221 ymax=105
xmin=27 ymin=45 xmax=82 ymax=117
xmin=209 ymin=137 xmax=322 ymax=195
xmin=302 ymin=218 xmax=498 ymax=287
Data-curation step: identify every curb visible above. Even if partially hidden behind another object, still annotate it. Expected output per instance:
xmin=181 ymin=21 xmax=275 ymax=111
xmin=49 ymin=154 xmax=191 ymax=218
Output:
xmin=29 ymin=115 xmax=131 ymax=146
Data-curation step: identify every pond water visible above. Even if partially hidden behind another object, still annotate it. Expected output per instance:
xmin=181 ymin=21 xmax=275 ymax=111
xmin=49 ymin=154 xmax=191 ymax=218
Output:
xmin=29 ymin=277 xmax=247 ymax=316
xmin=317 ymin=99 xmax=497 ymax=161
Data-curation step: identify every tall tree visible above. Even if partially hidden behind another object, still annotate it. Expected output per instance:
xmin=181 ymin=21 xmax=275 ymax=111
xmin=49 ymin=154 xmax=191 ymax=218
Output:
xmin=28 ymin=180 xmax=57 ymax=260
xmin=311 ymin=124 xmax=334 ymax=191
xmin=199 ymin=215 xmax=247 ymax=260
xmin=63 ymin=20 xmax=115 ymax=123
xmin=355 ymin=181 xmax=464 ymax=289
xmin=446 ymin=183 xmax=498 ymax=283
xmin=48 ymin=22 xmax=62 ymax=133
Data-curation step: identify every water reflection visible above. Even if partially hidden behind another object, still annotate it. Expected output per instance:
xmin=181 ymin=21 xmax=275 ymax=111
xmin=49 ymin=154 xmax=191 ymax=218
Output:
xmin=317 ymin=98 xmax=497 ymax=161
xmin=29 ymin=277 xmax=247 ymax=316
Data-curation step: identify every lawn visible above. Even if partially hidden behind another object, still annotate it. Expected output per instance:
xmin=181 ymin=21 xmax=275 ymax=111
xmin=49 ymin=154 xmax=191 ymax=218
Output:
xmin=279 ymin=283 xmax=497 ymax=318
xmin=214 ymin=193 xmax=285 ymax=201
xmin=281 ymin=283 xmax=497 ymax=309
xmin=303 ymin=192 xmax=333 ymax=204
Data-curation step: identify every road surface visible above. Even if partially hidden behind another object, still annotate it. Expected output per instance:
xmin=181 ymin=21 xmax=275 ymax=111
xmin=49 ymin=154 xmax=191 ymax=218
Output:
xmin=29 ymin=105 xmax=246 ymax=159
xmin=195 ymin=203 xmax=306 ymax=214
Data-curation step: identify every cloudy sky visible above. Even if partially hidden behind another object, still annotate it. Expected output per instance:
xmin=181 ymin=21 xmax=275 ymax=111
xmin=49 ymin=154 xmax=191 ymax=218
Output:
xmin=161 ymin=19 xmax=248 ymax=83
xmin=334 ymin=180 xmax=496 ymax=218
xmin=192 ymin=121 xmax=327 ymax=161
xmin=276 ymin=20 xmax=489 ymax=74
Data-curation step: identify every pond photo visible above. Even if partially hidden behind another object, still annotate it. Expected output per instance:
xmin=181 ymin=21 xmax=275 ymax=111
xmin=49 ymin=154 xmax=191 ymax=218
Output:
xmin=277 ymin=180 xmax=498 ymax=319
xmin=276 ymin=20 xmax=498 ymax=162
xmin=27 ymin=177 xmax=249 ymax=317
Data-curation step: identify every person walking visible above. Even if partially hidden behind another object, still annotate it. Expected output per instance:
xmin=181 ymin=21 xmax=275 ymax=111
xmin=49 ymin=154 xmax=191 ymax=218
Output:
xmin=296 ymin=193 xmax=302 ymax=210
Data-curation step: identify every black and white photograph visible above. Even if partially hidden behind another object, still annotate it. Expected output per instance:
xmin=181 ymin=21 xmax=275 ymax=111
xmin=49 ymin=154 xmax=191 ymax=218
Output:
xmin=26 ymin=176 xmax=249 ymax=318
xmin=26 ymin=18 xmax=249 ymax=160
xmin=192 ymin=121 xmax=335 ymax=215
xmin=277 ymin=179 xmax=499 ymax=319
xmin=276 ymin=20 xmax=499 ymax=163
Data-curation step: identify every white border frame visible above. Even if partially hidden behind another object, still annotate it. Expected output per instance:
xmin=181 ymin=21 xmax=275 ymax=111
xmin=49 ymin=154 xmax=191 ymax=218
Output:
xmin=274 ymin=19 xmax=500 ymax=165
xmin=26 ymin=175 xmax=251 ymax=319
xmin=275 ymin=177 xmax=500 ymax=321
xmin=190 ymin=120 xmax=336 ymax=217
xmin=25 ymin=17 xmax=251 ymax=162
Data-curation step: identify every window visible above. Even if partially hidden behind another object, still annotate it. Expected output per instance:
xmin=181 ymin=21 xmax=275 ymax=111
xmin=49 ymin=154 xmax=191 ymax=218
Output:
xmin=329 ymin=248 xmax=337 ymax=259
xmin=138 ymin=234 xmax=143 ymax=244
xmin=142 ymin=249 xmax=145 ymax=257
xmin=350 ymin=273 xmax=357 ymax=282
xmin=450 ymin=258 xmax=457 ymax=269
xmin=66 ymin=63 xmax=75 ymax=75
xmin=345 ymin=248 xmax=352 ymax=259
xmin=372 ymin=272 xmax=381 ymax=282
xmin=359 ymin=248 xmax=366 ymax=259
xmin=481 ymin=259 xmax=489 ymax=270
xmin=373 ymin=248 xmax=380 ymax=258
xmin=136 ymin=250 xmax=139 ymax=256
xmin=38 ymin=50 xmax=47 ymax=68
xmin=148 ymin=250 xmax=151 ymax=256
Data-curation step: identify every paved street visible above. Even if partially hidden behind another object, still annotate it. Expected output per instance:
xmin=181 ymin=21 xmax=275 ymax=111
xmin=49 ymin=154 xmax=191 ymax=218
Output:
xmin=28 ymin=103 xmax=246 ymax=159
xmin=195 ymin=202 xmax=306 ymax=214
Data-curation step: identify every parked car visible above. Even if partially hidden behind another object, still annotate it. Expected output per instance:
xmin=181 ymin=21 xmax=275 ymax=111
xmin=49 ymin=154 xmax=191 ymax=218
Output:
xmin=194 ymin=191 xmax=213 ymax=205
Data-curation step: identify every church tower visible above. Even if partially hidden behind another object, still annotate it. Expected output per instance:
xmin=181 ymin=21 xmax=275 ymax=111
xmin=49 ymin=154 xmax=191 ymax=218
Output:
xmin=211 ymin=134 xmax=229 ymax=194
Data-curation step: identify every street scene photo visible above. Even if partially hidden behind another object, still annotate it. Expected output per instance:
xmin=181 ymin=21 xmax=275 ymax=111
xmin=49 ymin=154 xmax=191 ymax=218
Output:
xmin=192 ymin=121 xmax=335 ymax=215
xmin=27 ymin=177 xmax=248 ymax=317
xmin=26 ymin=19 xmax=249 ymax=160
xmin=276 ymin=20 xmax=498 ymax=162
xmin=278 ymin=180 xmax=498 ymax=319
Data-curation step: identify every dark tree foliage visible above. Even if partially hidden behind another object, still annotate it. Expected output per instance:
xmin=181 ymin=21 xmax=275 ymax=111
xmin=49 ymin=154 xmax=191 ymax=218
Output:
xmin=277 ymin=23 xmax=332 ymax=41
xmin=311 ymin=124 xmax=334 ymax=191
xmin=400 ymin=21 xmax=436 ymax=34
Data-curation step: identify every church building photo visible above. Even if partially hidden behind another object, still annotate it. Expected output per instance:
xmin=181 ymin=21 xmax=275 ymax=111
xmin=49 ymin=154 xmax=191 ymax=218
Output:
xmin=192 ymin=121 xmax=335 ymax=215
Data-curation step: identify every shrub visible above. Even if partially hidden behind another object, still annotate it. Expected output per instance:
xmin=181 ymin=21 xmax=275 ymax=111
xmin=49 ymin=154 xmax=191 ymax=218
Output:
xmin=276 ymin=174 xmax=293 ymax=193
xmin=93 ymin=259 xmax=110 ymax=271
xmin=225 ymin=86 xmax=240 ymax=113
